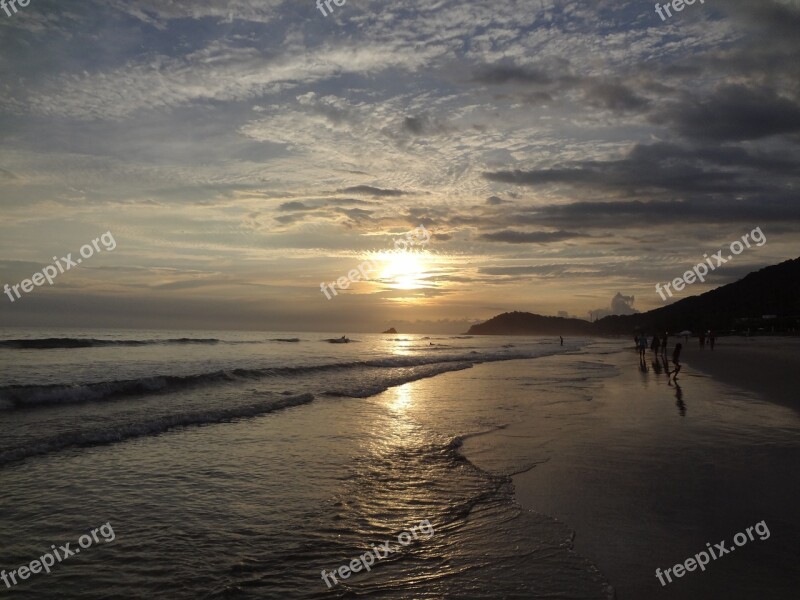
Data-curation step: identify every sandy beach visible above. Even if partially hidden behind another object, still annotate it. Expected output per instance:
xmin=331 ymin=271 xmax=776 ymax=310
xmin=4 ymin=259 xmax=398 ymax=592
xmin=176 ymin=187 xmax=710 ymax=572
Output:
xmin=678 ymin=336 xmax=800 ymax=411
xmin=434 ymin=339 xmax=800 ymax=599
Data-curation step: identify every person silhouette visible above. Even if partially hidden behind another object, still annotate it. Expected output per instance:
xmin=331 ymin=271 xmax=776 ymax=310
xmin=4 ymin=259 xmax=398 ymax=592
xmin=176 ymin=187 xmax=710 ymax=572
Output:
xmin=651 ymin=334 xmax=661 ymax=354
xmin=560 ymin=336 xmax=564 ymax=346
xmin=671 ymin=342 xmax=683 ymax=380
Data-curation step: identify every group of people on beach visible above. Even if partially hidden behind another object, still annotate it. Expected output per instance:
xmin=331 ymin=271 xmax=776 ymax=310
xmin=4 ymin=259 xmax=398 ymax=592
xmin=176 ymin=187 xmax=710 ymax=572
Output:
xmin=634 ymin=333 xmax=693 ymax=415
xmin=635 ymin=333 xmax=682 ymax=381
xmin=698 ymin=330 xmax=716 ymax=350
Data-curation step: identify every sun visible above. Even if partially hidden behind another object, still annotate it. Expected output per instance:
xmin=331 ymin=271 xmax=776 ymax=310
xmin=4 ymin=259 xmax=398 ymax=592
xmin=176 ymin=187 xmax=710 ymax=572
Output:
xmin=376 ymin=249 xmax=429 ymax=290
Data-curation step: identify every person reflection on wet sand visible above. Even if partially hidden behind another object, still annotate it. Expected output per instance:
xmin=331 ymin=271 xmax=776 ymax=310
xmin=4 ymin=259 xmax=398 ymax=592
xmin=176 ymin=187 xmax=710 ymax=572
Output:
xmin=651 ymin=355 xmax=663 ymax=375
xmin=673 ymin=381 xmax=686 ymax=416
xmin=669 ymin=342 xmax=683 ymax=381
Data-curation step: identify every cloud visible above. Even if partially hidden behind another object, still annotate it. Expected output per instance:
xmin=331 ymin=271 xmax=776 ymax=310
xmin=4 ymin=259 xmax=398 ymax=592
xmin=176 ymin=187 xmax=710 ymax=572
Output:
xmin=402 ymin=115 xmax=451 ymax=136
xmin=23 ymin=40 xmax=442 ymax=120
xmin=103 ymin=0 xmax=286 ymax=25
xmin=653 ymin=85 xmax=800 ymax=142
xmin=339 ymin=185 xmax=408 ymax=197
xmin=583 ymin=81 xmax=650 ymax=113
xmin=515 ymin=197 xmax=800 ymax=229
xmin=480 ymin=230 xmax=583 ymax=244
xmin=590 ymin=292 xmax=640 ymax=320
xmin=472 ymin=62 xmax=561 ymax=86
xmin=483 ymin=141 xmax=799 ymax=197
xmin=2 ymin=0 xmax=799 ymax=329
xmin=334 ymin=207 xmax=375 ymax=223
xmin=279 ymin=201 xmax=313 ymax=211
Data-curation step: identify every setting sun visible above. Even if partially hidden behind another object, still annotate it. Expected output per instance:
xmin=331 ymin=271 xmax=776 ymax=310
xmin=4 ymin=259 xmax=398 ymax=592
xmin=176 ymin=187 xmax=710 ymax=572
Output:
xmin=376 ymin=249 xmax=431 ymax=290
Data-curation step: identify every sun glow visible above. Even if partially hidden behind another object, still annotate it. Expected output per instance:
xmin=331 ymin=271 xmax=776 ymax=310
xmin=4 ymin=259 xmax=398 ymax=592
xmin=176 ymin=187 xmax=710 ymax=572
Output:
xmin=375 ymin=250 xmax=430 ymax=290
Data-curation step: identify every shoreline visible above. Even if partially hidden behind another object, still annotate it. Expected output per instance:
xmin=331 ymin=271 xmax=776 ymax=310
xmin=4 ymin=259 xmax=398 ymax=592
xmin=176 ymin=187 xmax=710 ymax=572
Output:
xmin=676 ymin=336 xmax=800 ymax=412
xmin=444 ymin=342 xmax=800 ymax=599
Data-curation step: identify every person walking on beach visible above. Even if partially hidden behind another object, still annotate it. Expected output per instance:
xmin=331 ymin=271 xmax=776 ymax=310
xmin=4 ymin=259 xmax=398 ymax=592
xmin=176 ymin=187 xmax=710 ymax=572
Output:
xmin=560 ymin=336 xmax=564 ymax=346
xmin=638 ymin=335 xmax=648 ymax=359
xmin=709 ymin=331 xmax=716 ymax=350
xmin=671 ymin=342 xmax=683 ymax=380
xmin=651 ymin=334 xmax=661 ymax=354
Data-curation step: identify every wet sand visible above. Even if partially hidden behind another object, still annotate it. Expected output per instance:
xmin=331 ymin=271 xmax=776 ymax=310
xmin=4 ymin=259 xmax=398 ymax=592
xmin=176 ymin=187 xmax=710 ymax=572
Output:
xmin=678 ymin=336 xmax=800 ymax=412
xmin=444 ymin=341 xmax=800 ymax=599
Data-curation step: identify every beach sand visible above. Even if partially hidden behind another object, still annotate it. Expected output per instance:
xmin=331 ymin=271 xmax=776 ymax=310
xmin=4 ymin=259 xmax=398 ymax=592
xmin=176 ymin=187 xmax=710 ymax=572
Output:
xmin=397 ymin=339 xmax=800 ymax=599
xmin=678 ymin=336 xmax=800 ymax=412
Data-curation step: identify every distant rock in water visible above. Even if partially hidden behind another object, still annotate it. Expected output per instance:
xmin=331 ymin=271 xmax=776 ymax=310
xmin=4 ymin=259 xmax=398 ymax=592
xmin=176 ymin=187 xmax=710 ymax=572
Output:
xmin=382 ymin=328 xmax=398 ymax=334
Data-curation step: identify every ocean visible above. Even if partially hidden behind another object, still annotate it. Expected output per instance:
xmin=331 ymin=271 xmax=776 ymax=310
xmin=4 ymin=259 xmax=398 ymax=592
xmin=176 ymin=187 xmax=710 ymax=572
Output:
xmin=0 ymin=329 xmax=615 ymax=599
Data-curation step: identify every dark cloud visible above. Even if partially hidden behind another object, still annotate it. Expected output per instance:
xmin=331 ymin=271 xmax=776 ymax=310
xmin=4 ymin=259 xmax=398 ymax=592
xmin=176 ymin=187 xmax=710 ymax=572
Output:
xmin=274 ymin=214 xmax=302 ymax=225
xmin=484 ymin=141 xmax=799 ymax=196
xmin=339 ymin=185 xmax=408 ymax=197
xmin=480 ymin=265 xmax=589 ymax=277
xmin=327 ymin=198 xmax=379 ymax=206
xmin=486 ymin=196 xmax=511 ymax=205
xmin=278 ymin=201 xmax=312 ymax=211
xmin=472 ymin=62 xmax=560 ymax=86
xmin=403 ymin=116 xmax=426 ymax=135
xmin=334 ymin=207 xmax=374 ymax=222
xmin=474 ymin=59 xmax=652 ymax=115
xmin=515 ymin=198 xmax=800 ymax=229
xmin=584 ymin=82 xmax=650 ymax=112
xmin=727 ymin=0 xmax=800 ymax=40
xmin=654 ymin=85 xmax=800 ymax=142
xmin=480 ymin=230 xmax=583 ymax=244
xmin=402 ymin=115 xmax=451 ymax=137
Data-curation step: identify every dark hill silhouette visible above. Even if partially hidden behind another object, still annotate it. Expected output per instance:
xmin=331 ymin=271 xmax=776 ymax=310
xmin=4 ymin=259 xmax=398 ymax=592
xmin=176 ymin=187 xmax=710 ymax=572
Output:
xmin=467 ymin=312 xmax=594 ymax=336
xmin=466 ymin=257 xmax=800 ymax=336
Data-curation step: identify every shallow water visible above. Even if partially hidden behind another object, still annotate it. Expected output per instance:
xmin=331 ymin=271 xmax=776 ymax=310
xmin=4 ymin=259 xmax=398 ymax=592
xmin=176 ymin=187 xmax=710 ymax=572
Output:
xmin=0 ymin=329 xmax=613 ymax=598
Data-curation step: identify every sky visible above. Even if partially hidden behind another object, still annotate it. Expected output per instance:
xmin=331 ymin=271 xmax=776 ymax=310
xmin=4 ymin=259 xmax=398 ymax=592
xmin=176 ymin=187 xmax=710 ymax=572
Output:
xmin=1 ymin=0 xmax=798 ymax=333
